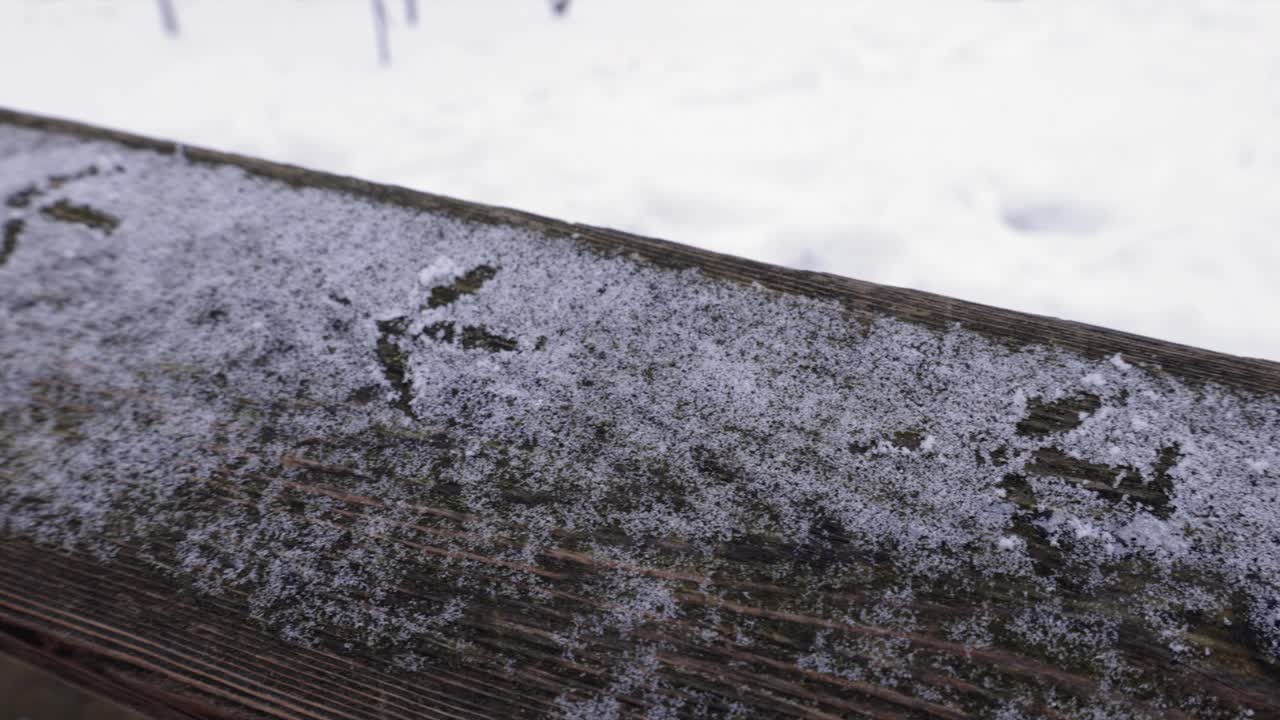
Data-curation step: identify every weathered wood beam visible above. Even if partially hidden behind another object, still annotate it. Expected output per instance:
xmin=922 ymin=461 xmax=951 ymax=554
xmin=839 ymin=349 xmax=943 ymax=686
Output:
xmin=1 ymin=107 xmax=1278 ymax=719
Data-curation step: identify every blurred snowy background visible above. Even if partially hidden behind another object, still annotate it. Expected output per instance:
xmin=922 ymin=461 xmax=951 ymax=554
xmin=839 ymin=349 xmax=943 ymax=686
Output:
xmin=1 ymin=0 xmax=1277 ymax=359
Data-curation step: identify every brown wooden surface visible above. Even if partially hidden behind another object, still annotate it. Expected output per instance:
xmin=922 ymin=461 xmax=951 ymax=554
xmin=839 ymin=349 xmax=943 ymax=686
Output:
xmin=1 ymin=108 xmax=1279 ymax=720
xmin=0 ymin=650 xmax=146 ymax=720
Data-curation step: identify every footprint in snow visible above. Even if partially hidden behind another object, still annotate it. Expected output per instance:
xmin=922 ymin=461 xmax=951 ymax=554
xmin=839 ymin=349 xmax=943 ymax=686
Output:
xmin=1001 ymin=201 xmax=1109 ymax=236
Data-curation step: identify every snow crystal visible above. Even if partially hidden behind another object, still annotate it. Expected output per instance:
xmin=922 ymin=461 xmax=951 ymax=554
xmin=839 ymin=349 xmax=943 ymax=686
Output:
xmin=997 ymin=535 xmax=1024 ymax=551
xmin=416 ymin=256 xmax=460 ymax=287
xmin=1110 ymin=353 xmax=1133 ymax=371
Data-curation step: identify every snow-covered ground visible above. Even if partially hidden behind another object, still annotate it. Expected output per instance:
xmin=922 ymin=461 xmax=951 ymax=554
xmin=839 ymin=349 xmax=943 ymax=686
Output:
xmin=2 ymin=0 xmax=1278 ymax=359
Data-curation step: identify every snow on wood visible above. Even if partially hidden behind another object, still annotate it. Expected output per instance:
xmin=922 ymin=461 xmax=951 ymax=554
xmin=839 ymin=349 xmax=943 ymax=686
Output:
xmin=1 ymin=108 xmax=1278 ymax=719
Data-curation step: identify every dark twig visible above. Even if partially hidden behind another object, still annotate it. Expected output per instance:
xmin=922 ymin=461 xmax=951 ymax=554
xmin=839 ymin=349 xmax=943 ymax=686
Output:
xmin=371 ymin=0 xmax=391 ymax=66
xmin=157 ymin=0 xmax=180 ymax=36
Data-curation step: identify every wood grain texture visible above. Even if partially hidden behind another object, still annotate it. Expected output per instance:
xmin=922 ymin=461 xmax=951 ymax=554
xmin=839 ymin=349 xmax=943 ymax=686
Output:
xmin=0 ymin=647 xmax=147 ymax=720
xmin=1 ymin=108 xmax=1278 ymax=720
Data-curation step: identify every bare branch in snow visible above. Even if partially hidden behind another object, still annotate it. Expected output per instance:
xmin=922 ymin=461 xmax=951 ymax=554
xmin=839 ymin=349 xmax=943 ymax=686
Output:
xmin=157 ymin=0 xmax=179 ymax=37
xmin=371 ymin=0 xmax=391 ymax=66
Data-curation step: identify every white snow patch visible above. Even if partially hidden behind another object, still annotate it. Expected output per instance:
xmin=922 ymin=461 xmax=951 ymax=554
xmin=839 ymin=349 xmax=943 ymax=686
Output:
xmin=997 ymin=535 xmax=1024 ymax=552
xmin=417 ymin=256 xmax=461 ymax=287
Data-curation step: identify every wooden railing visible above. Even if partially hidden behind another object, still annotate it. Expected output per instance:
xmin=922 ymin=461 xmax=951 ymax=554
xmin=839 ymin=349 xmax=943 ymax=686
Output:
xmin=1 ymin=107 xmax=1278 ymax=719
